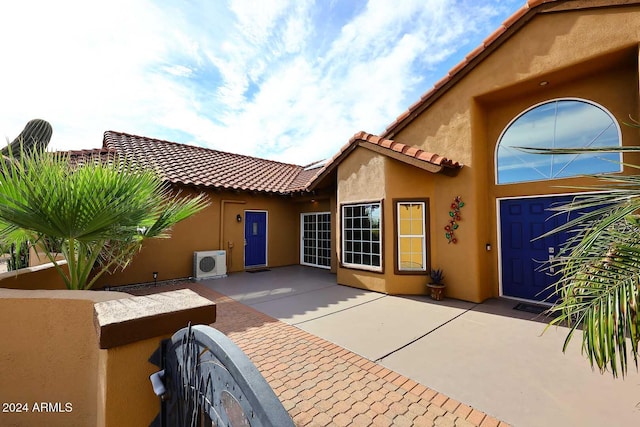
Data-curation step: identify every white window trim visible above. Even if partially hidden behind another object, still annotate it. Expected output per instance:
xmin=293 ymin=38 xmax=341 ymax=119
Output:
xmin=300 ymin=212 xmax=331 ymax=269
xmin=341 ymin=202 xmax=382 ymax=272
xmin=495 ymin=97 xmax=623 ymax=185
xmin=396 ymin=201 xmax=426 ymax=272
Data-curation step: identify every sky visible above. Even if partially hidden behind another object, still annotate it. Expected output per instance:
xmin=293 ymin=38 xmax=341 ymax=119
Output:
xmin=0 ymin=0 xmax=524 ymax=165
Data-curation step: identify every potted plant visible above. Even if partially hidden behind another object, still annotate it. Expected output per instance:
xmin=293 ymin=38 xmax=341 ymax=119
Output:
xmin=427 ymin=268 xmax=445 ymax=301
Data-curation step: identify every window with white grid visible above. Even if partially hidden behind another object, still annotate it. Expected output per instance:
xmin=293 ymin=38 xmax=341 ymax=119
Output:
xmin=341 ymin=202 xmax=381 ymax=271
xmin=301 ymin=212 xmax=331 ymax=269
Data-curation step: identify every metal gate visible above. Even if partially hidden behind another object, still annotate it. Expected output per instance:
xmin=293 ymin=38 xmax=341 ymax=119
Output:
xmin=149 ymin=324 xmax=294 ymax=427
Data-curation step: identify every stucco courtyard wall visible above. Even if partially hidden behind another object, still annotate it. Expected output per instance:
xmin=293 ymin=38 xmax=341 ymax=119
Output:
xmin=0 ymin=262 xmax=69 ymax=290
xmin=0 ymin=288 xmax=215 ymax=427
xmin=0 ymin=289 xmax=126 ymax=426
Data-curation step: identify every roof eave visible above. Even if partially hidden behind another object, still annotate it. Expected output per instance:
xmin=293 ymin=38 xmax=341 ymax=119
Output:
xmin=382 ymin=4 xmax=538 ymax=139
xmin=306 ymin=138 xmax=361 ymax=191
xmin=306 ymin=132 xmax=463 ymax=191
xmin=382 ymin=0 xmax=640 ymax=139
xmin=359 ymin=141 xmax=442 ymax=174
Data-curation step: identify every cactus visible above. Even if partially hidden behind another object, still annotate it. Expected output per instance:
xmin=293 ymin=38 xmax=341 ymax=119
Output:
xmin=2 ymin=119 xmax=53 ymax=158
xmin=7 ymin=242 xmax=29 ymax=271
xmin=0 ymin=119 xmax=52 ymax=268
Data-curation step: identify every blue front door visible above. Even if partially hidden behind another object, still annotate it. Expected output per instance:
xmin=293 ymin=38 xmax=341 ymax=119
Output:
xmin=499 ymin=195 xmax=586 ymax=302
xmin=245 ymin=211 xmax=267 ymax=268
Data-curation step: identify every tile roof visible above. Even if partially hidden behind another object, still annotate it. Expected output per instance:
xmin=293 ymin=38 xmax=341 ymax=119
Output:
xmin=381 ymin=0 xmax=640 ymax=139
xmin=73 ymin=2 xmax=605 ymax=195
xmin=102 ymin=131 xmax=312 ymax=194
xmin=287 ymin=166 xmax=323 ymax=191
xmin=92 ymin=130 xmax=459 ymax=196
xmin=306 ymin=131 xmax=462 ymax=190
xmin=67 ymin=148 xmax=117 ymax=168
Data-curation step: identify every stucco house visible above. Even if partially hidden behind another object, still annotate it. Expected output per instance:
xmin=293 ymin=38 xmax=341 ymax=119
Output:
xmin=92 ymin=0 xmax=640 ymax=305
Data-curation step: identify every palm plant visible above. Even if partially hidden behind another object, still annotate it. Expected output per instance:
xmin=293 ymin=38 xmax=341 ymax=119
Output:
xmin=0 ymin=145 xmax=209 ymax=290
xmin=521 ymin=144 xmax=640 ymax=377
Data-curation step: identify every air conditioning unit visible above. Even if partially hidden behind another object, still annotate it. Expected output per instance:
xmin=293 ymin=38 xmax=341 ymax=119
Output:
xmin=193 ymin=250 xmax=227 ymax=280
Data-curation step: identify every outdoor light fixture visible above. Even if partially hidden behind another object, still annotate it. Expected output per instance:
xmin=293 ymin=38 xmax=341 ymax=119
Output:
xmin=149 ymin=370 xmax=166 ymax=398
xmin=236 ymin=214 xmax=242 ymax=223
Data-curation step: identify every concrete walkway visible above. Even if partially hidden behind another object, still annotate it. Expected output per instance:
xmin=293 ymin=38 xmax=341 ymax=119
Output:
xmin=195 ymin=285 xmax=502 ymax=426
xmin=200 ymin=265 xmax=640 ymax=427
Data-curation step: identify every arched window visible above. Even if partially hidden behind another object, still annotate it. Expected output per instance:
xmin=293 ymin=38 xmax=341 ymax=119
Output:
xmin=496 ymin=99 xmax=622 ymax=184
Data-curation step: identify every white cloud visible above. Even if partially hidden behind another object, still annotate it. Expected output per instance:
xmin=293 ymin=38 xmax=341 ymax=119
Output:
xmin=0 ymin=0 xmax=521 ymax=164
xmin=189 ymin=0 xmax=514 ymax=163
xmin=0 ymin=0 xmax=173 ymax=149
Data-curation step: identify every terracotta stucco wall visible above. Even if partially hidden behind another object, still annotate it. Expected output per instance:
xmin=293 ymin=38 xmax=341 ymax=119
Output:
xmin=0 ymin=289 xmax=127 ymax=427
xmin=97 ymin=336 xmax=167 ymax=427
xmin=0 ymin=288 xmax=214 ymax=427
xmin=336 ymin=147 xmax=471 ymax=296
xmin=335 ymin=150 xmax=482 ymax=298
xmin=2 ymin=186 xmax=332 ymax=290
xmin=336 ymin=148 xmax=387 ymax=293
xmin=0 ymin=262 xmax=69 ymax=290
xmin=387 ymin=6 xmax=640 ymax=302
xmin=382 ymin=159 xmax=436 ymax=295
xmin=93 ymin=188 xmax=303 ymax=287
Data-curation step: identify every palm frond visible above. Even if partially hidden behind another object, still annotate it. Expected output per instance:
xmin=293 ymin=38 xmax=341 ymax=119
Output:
xmin=539 ymin=178 xmax=640 ymax=377
xmin=0 ymin=145 xmax=209 ymax=289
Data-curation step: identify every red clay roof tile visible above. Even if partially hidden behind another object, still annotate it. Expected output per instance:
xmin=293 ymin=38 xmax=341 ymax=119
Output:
xmin=432 ymin=75 xmax=451 ymax=90
xmin=482 ymin=25 xmax=507 ymax=47
xmin=102 ymin=131 xmax=311 ymax=194
xmin=67 ymin=148 xmax=118 ymax=168
xmin=391 ymin=143 xmax=405 ymax=153
xmin=288 ymin=167 xmax=322 ymax=191
xmin=306 ymin=131 xmax=462 ymax=190
xmin=408 ymin=98 xmax=424 ymax=112
xmin=448 ymin=59 xmax=468 ymax=77
xmin=362 ymin=132 xmax=462 ymax=169
xmin=395 ymin=109 xmax=411 ymax=123
xmin=416 ymin=151 xmax=436 ymax=163
xmin=464 ymin=44 xmax=485 ymax=62
xmin=368 ymin=134 xmax=382 ymax=144
xmin=404 ymin=146 xmax=420 ymax=157
xmin=380 ymin=138 xmax=394 ymax=149
xmin=420 ymin=88 xmax=437 ymax=101
xmin=503 ymin=6 xmax=530 ymax=28
xmin=527 ymin=0 xmax=550 ymax=7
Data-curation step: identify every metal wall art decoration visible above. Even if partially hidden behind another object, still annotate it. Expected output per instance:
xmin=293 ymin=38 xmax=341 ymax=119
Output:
xmin=445 ymin=196 xmax=464 ymax=244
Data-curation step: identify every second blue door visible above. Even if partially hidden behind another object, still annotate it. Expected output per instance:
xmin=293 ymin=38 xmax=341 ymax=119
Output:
xmin=500 ymin=195 xmax=589 ymax=302
xmin=245 ymin=211 xmax=267 ymax=268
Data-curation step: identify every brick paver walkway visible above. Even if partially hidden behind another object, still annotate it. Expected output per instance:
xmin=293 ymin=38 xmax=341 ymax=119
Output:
xmin=133 ymin=282 xmax=509 ymax=427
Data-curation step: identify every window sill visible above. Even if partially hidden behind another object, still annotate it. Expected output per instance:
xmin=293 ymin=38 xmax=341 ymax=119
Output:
xmin=340 ymin=263 xmax=383 ymax=274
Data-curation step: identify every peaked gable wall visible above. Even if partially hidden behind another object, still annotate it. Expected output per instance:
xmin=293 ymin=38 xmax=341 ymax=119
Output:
xmin=332 ymin=3 xmax=640 ymax=302
xmin=383 ymin=4 xmax=640 ymax=301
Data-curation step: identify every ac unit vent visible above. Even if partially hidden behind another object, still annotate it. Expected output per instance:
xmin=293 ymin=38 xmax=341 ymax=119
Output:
xmin=193 ymin=250 xmax=227 ymax=280
xmin=199 ymin=256 xmax=216 ymax=273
